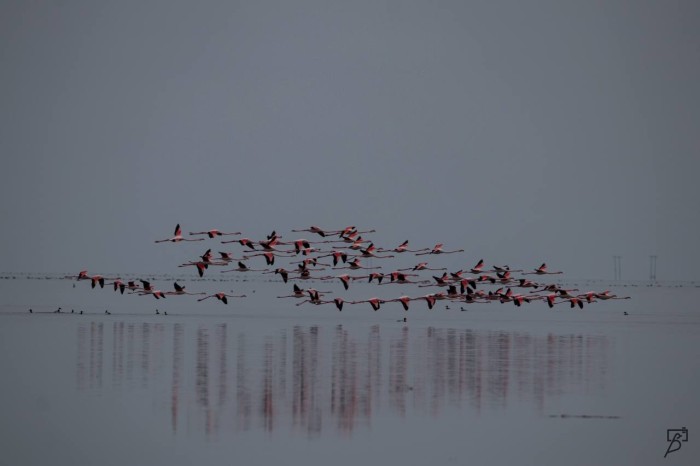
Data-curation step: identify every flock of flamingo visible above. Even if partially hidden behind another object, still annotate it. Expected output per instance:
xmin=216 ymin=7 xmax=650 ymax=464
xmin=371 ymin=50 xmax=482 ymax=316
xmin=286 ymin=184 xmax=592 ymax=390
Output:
xmin=61 ymin=223 xmax=630 ymax=315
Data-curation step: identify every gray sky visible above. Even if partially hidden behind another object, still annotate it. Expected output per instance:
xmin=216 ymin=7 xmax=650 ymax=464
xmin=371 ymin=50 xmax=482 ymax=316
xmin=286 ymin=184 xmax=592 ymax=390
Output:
xmin=1 ymin=0 xmax=698 ymax=281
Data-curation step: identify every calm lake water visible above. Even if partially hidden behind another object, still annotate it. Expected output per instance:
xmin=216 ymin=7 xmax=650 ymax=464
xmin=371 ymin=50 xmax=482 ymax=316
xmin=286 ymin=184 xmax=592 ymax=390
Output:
xmin=1 ymin=278 xmax=698 ymax=465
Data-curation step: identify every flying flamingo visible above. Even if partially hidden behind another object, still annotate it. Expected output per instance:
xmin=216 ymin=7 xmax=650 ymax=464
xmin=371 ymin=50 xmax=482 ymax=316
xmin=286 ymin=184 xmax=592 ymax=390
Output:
xmin=116 ymin=280 xmax=138 ymax=293
xmin=221 ymin=237 xmax=256 ymax=250
xmin=458 ymin=278 xmax=477 ymax=293
xmin=292 ymin=226 xmax=344 ymax=238
xmin=296 ymin=297 xmax=345 ymax=311
xmin=339 ymin=272 xmax=386 ymax=284
xmin=290 ymin=257 xmax=329 ymax=268
xmin=524 ymin=263 xmax=563 ymax=275
xmin=166 ymin=282 xmax=205 ymax=296
xmin=477 ymin=274 xmax=497 ymax=284
xmin=257 ymin=236 xmax=283 ymax=251
xmin=458 ymin=288 xmax=489 ymax=303
xmin=349 ymin=297 xmax=384 ymax=311
xmin=580 ymin=290 xmax=631 ymax=302
xmin=288 ymin=267 xmax=317 ymax=280
xmin=494 ymin=270 xmax=515 ymax=284
xmin=207 ymin=251 xmax=249 ymax=263
xmin=277 ymin=284 xmax=306 ymax=298
xmin=262 ymin=267 xmax=290 ymax=283
xmin=339 ymin=226 xmax=376 ymax=238
xmin=332 ymin=258 xmax=380 ymax=271
xmin=418 ymin=273 xmax=452 ymax=288
xmin=511 ymin=294 xmax=535 ymax=307
xmin=356 ymin=243 xmax=395 ymax=259
xmin=189 ymin=229 xmax=242 ymax=239
xmin=594 ymin=290 xmax=631 ymax=300
xmin=198 ymin=292 xmax=246 ymax=304
xmin=539 ymin=284 xmax=579 ymax=295
xmin=347 ymin=238 xmax=369 ymax=250
xmin=107 ymin=279 xmax=126 ymax=294
xmin=398 ymin=262 xmax=446 ymax=272
xmin=516 ymin=278 xmax=540 ymax=289
xmin=221 ymin=261 xmax=267 ymax=273
xmin=415 ymin=243 xmax=465 ymax=256
xmin=89 ymin=274 xmax=120 ymax=289
xmin=139 ymin=280 xmax=154 ymax=292
xmin=317 ymin=273 xmax=363 ymax=290
xmin=245 ymin=251 xmax=293 ymax=266
xmin=384 ymin=296 xmax=415 ymax=311
xmin=139 ymin=289 xmax=167 ymax=299
xmin=64 ymin=270 xmax=90 ymax=281
xmin=155 ymin=224 xmax=205 ymax=243
xmin=316 ymin=250 xmax=349 ymax=266
xmin=493 ymin=265 xmax=523 ymax=273
xmin=336 ymin=274 xmax=353 ymax=290
xmin=278 ymin=237 xmax=334 ymax=250
xmin=178 ymin=261 xmax=209 ymax=277
xmin=468 ymin=259 xmax=491 ymax=274
xmin=377 ymin=240 xmax=429 ymax=254
xmin=421 ymin=294 xmax=438 ymax=309
xmin=178 ymin=249 xmax=228 ymax=267
xmin=380 ymin=271 xmax=424 ymax=285
xmin=294 ymin=288 xmax=325 ymax=306
xmin=545 ymin=294 xmax=584 ymax=309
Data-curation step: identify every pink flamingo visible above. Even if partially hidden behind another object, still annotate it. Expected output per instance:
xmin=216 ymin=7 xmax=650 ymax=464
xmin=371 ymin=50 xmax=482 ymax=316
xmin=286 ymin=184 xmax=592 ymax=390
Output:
xmin=524 ymin=263 xmax=563 ymax=275
xmin=380 ymin=271 xmax=423 ymax=285
xmin=415 ymin=243 xmax=464 ymax=256
xmin=545 ymin=294 xmax=583 ymax=309
xmin=277 ymin=284 xmax=306 ymax=298
xmin=493 ymin=265 xmax=522 ymax=273
xmin=357 ymin=243 xmax=395 ymax=259
xmin=221 ymin=261 xmax=267 ymax=273
xmin=348 ymin=297 xmax=384 ymax=311
xmin=399 ymin=262 xmax=446 ymax=272
xmin=189 ymin=229 xmax=241 ymax=239
xmin=198 ymin=292 xmax=246 ymax=305
xmin=316 ymin=250 xmax=348 ymax=266
xmin=292 ymin=225 xmax=344 ymax=238
xmin=178 ymin=261 xmax=209 ymax=277
xmin=89 ymin=274 xmax=120 ymax=289
xmin=418 ymin=273 xmax=452 ymax=288
xmin=155 ymin=224 xmax=205 ymax=243
xmin=262 ymin=267 xmax=290 ymax=283
xmin=221 ymin=237 xmax=256 ymax=250
xmin=139 ymin=289 xmax=168 ymax=299
xmin=167 ymin=282 xmax=205 ymax=296
xmin=106 ymin=279 xmax=126 ymax=294
xmin=64 ymin=270 xmax=90 ymax=281
xmin=245 ymin=251 xmax=293 ymax=266
xmin=378 ymin=240 xmax=429 ymax=254
xmin=468 ymin=259 xmax=491 ymax=274
xmin=332 ymin=258 xmax=380 ymax=271
xmin=384 ymin=296 xmax=415 ymax=311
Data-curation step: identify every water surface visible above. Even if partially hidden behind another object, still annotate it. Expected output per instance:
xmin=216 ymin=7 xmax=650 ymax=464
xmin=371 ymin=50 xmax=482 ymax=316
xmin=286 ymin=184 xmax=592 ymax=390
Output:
xmin=1 ymin=279 xmax=698 ymax=465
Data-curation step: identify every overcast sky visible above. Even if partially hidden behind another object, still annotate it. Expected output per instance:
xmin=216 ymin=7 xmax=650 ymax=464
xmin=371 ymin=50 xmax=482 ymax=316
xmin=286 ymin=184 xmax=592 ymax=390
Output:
xmin=1 ymin=0 xmax=698 ymax=281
